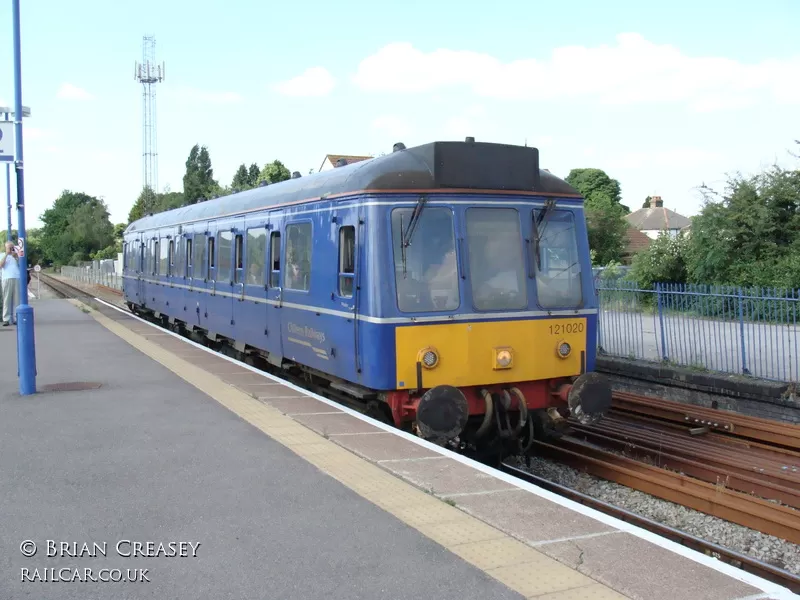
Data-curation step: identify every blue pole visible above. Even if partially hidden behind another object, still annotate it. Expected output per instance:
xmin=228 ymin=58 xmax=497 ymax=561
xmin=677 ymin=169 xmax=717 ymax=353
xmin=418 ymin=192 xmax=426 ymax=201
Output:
xmin=4 ymin=113 xmax=9 ymax=243
xmin=12 ymin=0 xmax=36 ymax=395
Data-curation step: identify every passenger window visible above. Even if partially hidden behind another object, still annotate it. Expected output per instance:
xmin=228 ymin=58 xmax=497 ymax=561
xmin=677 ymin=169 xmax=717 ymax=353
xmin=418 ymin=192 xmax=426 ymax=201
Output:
xmin=285 ymin=223 xmax=312 ymax=291
xmin=153 ymin=240 xmax=160 ymax=275
xmin=207 ymin=237 xmax=216 ymax=279
xmin=185 ymin=238 xmax=192 ymax=277
xmin=192 ymin=234 xmax=204 ymax=279
xmin=159 ymin=237 xmax=169 ymax=276
xmin=466 ymin=208 xmax=527 ymax=311
xmin=269 ymin=231 xmax=281 ymax=288
xmin=338 ymin=226 xmax=355 ymax=298
xmin=391 ymin=207 xmax=459 ymax=312
xmin=217 ymin=231 xmax=233 ymax=283
xmin=246 ymin=229 xmax=266 ymax=286
xmin=234 ymin=234 xmax=244 ymax=284
xmin=139 ymin=243 xmax=144 ymax=273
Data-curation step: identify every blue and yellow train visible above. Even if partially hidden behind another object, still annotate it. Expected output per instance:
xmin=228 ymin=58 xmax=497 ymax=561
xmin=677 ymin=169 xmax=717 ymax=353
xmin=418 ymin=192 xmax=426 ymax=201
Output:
xmin=122 ymin=139 xmax=611 ymax=456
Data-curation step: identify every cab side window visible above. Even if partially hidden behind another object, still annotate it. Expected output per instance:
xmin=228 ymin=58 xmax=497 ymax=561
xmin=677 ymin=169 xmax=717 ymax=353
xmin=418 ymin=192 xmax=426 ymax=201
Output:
xmin=338 ymin=226 xmax=355 ymax=298
xmin=269 ymin=231 xmax=281 ymax=288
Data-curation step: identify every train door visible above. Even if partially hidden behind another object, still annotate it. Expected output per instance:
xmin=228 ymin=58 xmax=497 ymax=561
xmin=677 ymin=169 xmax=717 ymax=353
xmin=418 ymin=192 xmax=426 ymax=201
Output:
xmin=213 ymin=224 xmax=235 ymax=336
xmin=236 ymin=218 xmax=268 ymax=351
xmin=333 ymin=212 xmax=360 ymax=380
xmin=203 ymin=223 xmax=217 ymax=332
xmin=187 ymin=230 xmax=206 ymax=330
xmin=354 ymin=206 xmax=366 ymax=381
xmin=264 ymin=214 xmax=284 ymax=367
xmin=136 ymin=237 xmax=146 ymax=307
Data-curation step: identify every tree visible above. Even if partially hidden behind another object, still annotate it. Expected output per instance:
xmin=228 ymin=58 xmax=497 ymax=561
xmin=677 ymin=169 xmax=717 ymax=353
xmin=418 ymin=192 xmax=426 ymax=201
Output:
xmin=631 ymin=231 xmax=689 ymax=288
xmin=685 ymin=164 xmax=800 ymax=287
xmin=247 ymin=163 xmax=260 ymax=188
xmin=183 ymin=144 xmax=217 ymax=204
xmin=258 ymin=160 xmax=291 ymax=185
xmin=566 ymin=168 xmax=629 ymax=264
xmin=39 ymin=191 xmax=115 ymax=265
xmin=583 ymin=192 xmax=629 ymax=265
xmin=128 ymin=188 xmax=185 ymax=224
xmin=231 ymin=164 xmax=250 ymax=191
xmin=566 ymin=168 xmax=629 ymax=212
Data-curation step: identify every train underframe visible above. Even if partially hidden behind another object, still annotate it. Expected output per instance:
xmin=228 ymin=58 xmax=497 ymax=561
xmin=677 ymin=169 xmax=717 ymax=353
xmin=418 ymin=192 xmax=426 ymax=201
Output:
xmin=129 ymin=302 xmax=613 ymax=461
xmin=383 ymin=375 xmax=613 ymax=460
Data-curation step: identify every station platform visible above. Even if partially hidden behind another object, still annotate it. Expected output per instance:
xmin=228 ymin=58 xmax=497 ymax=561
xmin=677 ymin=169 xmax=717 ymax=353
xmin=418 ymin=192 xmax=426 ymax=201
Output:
xmin=0 ymin=297 xmax=794 ymax=600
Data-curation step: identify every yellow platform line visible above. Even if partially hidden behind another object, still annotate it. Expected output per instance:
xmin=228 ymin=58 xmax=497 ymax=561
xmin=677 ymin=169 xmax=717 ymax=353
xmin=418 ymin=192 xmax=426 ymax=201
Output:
xmin=72 ymin=299 xmax=629 ymax=600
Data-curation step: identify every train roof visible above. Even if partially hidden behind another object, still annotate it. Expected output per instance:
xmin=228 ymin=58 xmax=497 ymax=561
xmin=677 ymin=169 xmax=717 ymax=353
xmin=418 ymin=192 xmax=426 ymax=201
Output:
xmin=126 ymin=139 xmax=582 ymax=233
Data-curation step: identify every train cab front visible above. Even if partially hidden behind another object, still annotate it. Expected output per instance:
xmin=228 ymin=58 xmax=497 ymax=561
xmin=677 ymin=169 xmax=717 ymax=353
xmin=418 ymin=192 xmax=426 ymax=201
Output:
xmin=381 ymin=187 xmax=611 ymax=453
xmin=389 ymin=323 xmax=613 ymax=454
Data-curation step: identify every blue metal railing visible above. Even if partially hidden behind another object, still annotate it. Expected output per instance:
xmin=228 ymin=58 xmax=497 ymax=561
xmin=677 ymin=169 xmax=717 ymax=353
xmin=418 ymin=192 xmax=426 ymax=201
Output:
xmin=596 ymin=280 xmax=800 ymax=384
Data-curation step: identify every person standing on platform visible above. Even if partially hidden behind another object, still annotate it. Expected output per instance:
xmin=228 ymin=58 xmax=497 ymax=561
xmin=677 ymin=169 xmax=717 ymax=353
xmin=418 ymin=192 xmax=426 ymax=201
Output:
xmin=0 ymin=241 xmax=20 ymax=326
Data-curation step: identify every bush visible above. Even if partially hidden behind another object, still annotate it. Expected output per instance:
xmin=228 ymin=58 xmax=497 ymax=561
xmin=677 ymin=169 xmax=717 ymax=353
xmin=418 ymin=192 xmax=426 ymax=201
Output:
xmin=631 ymin=231 xmax=688 ymax=289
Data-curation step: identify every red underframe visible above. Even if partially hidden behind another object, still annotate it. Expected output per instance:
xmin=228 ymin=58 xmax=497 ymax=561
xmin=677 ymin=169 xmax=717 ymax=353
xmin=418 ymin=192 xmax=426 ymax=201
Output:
xmin=384 ymin=379 xmax=572 ymax=428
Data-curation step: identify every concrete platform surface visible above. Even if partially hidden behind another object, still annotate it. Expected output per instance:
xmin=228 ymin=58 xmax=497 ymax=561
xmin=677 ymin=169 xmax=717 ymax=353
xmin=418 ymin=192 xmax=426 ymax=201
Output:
xmin=0 ymin=299 xmax=524 ymax=600
xmin=1 ymin=294 xmax=795 ymax=600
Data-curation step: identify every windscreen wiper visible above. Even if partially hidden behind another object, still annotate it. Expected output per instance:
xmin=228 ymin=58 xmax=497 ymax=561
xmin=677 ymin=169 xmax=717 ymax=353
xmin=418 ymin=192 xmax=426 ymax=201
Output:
xmin=532 ymin=198 xmax=557 ymax=270
xmin=399 ymin=195 xmax=429 ymax=277
xmin=403 ymin=194 xmax=428 ymax=248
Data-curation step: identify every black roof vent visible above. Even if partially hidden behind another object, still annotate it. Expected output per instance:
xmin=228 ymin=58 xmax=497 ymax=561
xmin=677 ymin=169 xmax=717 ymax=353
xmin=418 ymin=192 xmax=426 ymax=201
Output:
xmin=259 ymin=180 xmax=269 ymax=187
xmin=335 ymin=158 xmax=348 ymax=168
xmin=291 ymin=171 xmax=301 ymax=179
xmin=465 ymin=136 xmax=475 ymax=143
xmin=393 ymin=142 xmax=406 ymax=152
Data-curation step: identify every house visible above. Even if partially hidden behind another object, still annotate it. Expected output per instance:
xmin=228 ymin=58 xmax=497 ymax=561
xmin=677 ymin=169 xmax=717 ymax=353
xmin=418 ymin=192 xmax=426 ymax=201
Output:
xmin=318 ymin=154 xmax=373 ymax=173
xmin=625 ymin=196 xmax=691 ymax=240
xmin=622 ymin=227 xmax=652 ymax=264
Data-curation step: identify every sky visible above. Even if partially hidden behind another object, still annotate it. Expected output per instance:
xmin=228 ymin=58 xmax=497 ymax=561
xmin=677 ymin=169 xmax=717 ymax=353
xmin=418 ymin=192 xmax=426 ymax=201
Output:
xmin=0 ymin=0 xmax=798 ymax=228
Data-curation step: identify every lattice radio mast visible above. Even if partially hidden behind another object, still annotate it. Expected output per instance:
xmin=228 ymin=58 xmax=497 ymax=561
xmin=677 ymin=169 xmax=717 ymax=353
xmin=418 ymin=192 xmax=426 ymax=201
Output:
xmin=134 ymin=35 xmax=165 ymax=212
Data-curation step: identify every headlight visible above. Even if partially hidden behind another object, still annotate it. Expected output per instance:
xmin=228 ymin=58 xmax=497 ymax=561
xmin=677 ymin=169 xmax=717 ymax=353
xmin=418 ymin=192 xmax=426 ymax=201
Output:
xmin=418 ymin=347 xmax=439 ymax=369
xmin=557 ymin=341 xmax=571 ymax=358
xmin=494 ymin=347 xmax=513 ymax=369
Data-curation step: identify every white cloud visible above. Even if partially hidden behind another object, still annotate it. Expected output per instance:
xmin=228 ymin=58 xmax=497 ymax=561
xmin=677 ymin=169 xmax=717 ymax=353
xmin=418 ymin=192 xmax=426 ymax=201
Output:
xmin=56 ymin=83 xmax=93 ymax=100
xmin=371 ymin=115 xmax=411 ymax=138
xmin=351 ymin=34 xmax=800 ymax=110
xmin=273 ymin=67 xmax=335 ymax=97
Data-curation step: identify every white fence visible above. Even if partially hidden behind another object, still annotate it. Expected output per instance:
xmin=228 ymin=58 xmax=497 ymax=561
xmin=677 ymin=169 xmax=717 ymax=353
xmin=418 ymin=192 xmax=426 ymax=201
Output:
xmin=60 ymin=264 xmax=123 ymax=291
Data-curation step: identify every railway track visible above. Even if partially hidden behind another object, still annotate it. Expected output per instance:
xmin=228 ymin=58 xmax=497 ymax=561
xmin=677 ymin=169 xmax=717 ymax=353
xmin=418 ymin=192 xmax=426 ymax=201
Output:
xmin=39 ymin=273 xmax=800 ymax=593
xmin=612 ymin=391 xmax=800 ymax=450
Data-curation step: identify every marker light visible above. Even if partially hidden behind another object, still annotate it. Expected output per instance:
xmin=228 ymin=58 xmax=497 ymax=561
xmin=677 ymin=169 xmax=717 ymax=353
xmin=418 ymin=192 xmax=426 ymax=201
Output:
xmin=419 ymin=348 xmax=439 ymax=369
xmin=557 ymin=341 xmax=571 ymax=358
xmin=494 ymin=348 xmax=513 ymax=369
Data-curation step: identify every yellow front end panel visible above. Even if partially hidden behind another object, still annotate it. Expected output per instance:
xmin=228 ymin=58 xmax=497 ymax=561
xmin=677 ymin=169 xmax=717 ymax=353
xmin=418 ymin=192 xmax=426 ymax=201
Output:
xmin=394 ymin=318 xmax=587 ymax=389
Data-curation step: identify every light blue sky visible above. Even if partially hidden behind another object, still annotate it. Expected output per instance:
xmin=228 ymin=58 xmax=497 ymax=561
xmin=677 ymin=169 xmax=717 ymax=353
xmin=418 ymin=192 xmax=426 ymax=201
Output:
xmin=0 ymin=0 xmax=798 ymax=227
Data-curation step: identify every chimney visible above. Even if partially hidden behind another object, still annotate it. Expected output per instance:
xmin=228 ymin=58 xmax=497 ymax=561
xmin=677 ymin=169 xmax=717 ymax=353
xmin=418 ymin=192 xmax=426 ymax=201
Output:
xmin=650 ymin=195 xmax=663 ymax=208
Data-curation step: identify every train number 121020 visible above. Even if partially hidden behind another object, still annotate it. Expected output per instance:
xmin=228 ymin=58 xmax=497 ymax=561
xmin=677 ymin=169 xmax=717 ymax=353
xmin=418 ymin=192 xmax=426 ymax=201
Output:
xmin=549 ymin=322 xmax=585 ymax=335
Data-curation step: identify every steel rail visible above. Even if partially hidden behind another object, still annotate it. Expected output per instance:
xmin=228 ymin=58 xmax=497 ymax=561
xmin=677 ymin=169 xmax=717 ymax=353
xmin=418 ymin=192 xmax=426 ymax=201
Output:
xmin=612 ymin=392 xmax=800 ymax=450
xmin=534 ymin=437 xmax=800 ymax=544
